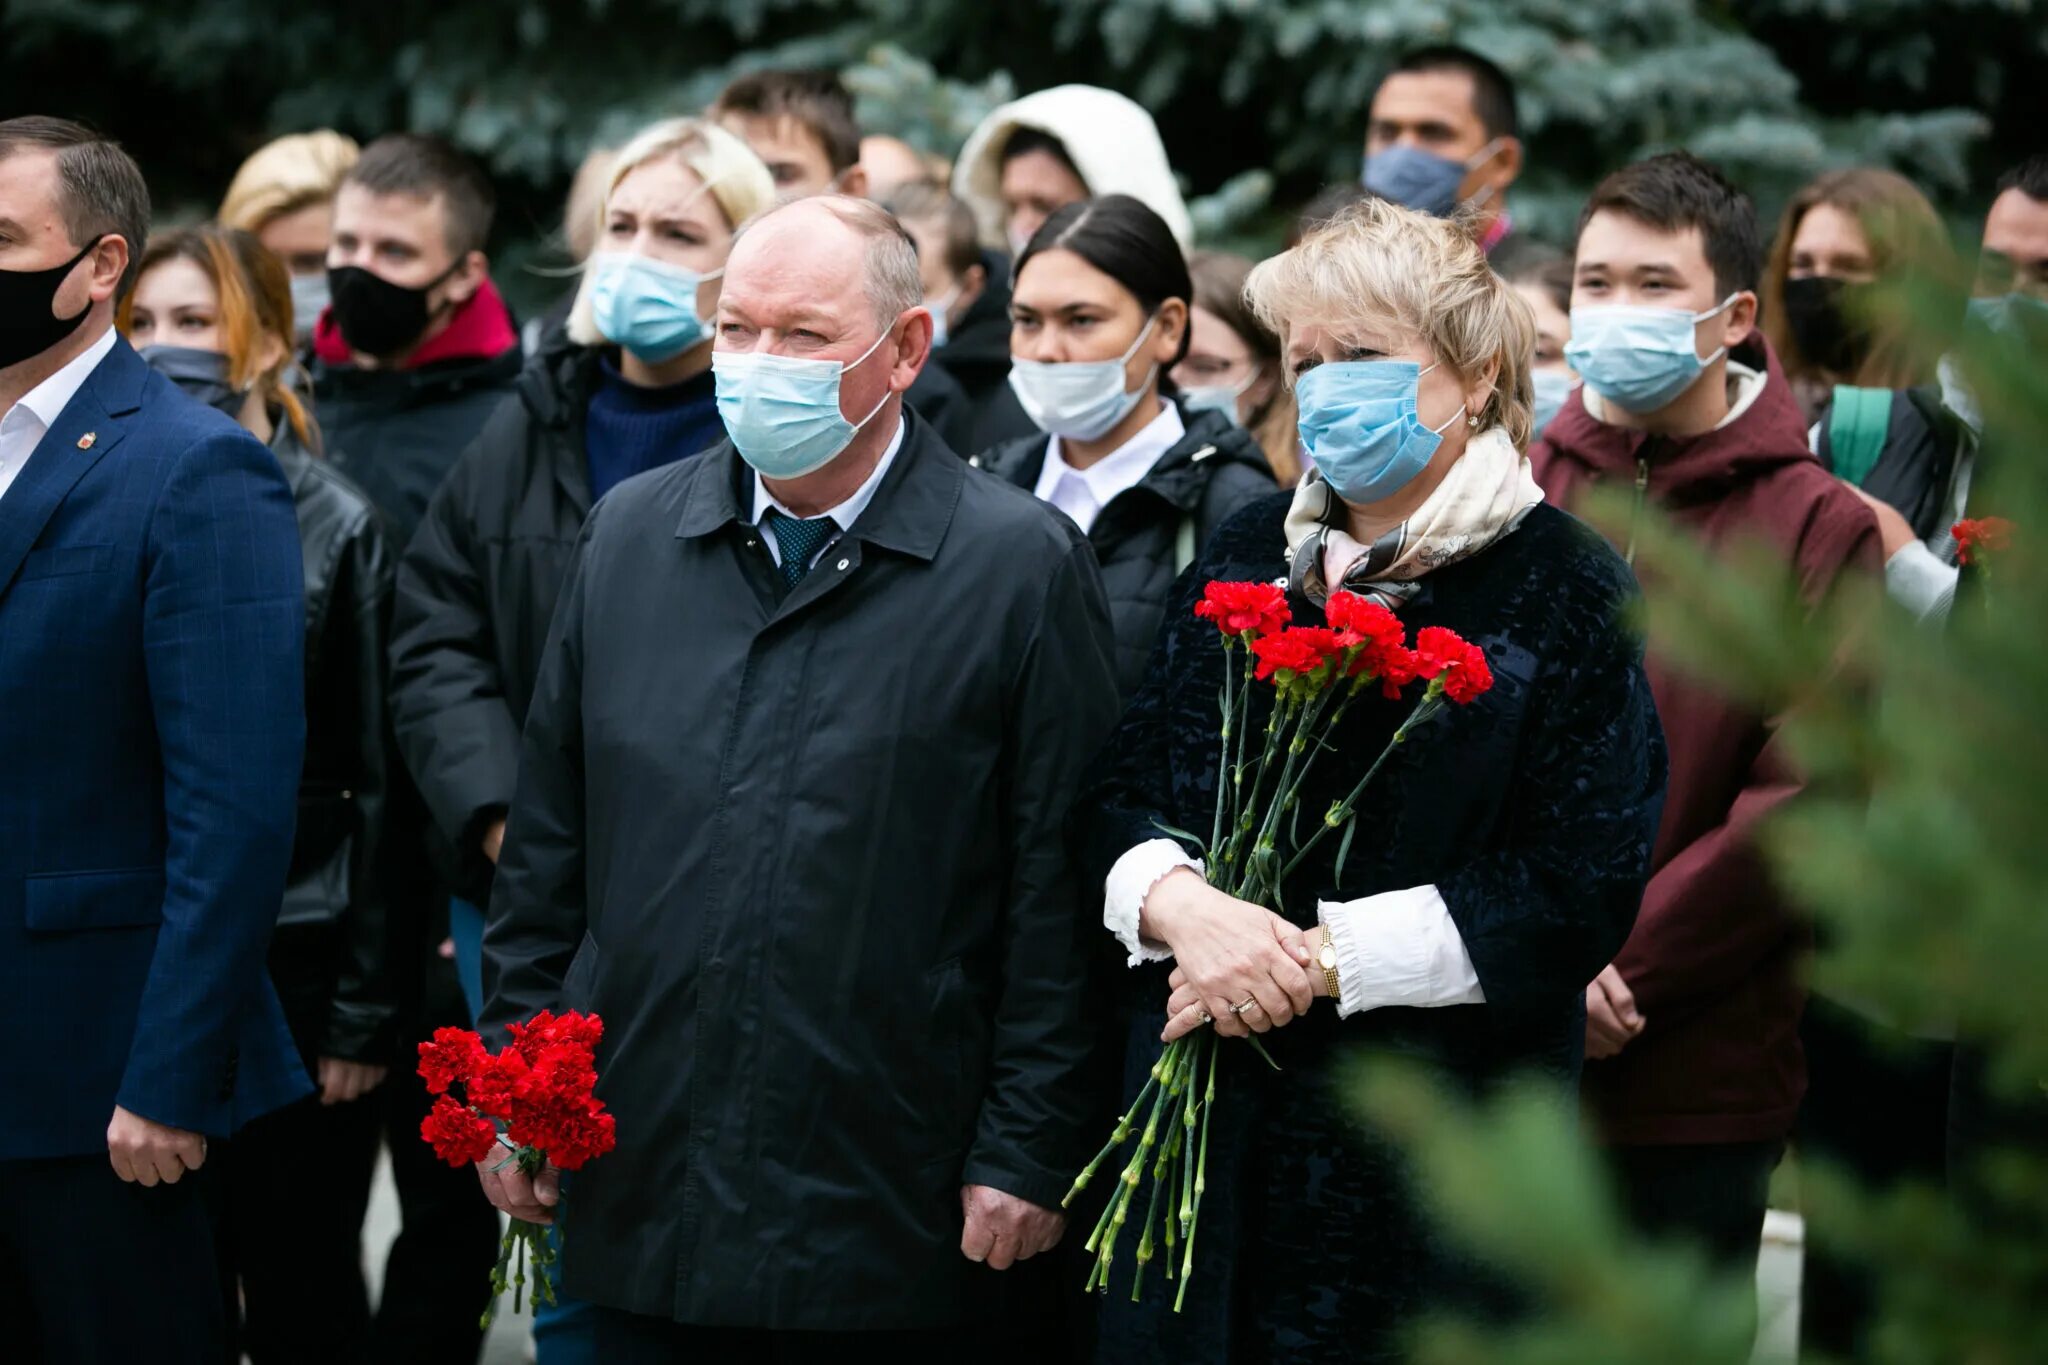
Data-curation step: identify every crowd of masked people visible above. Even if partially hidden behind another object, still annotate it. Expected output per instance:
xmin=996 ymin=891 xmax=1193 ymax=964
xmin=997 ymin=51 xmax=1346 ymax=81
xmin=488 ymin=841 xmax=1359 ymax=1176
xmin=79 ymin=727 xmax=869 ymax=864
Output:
xmin=1 ymin=40 xmax=2042 ymax=1365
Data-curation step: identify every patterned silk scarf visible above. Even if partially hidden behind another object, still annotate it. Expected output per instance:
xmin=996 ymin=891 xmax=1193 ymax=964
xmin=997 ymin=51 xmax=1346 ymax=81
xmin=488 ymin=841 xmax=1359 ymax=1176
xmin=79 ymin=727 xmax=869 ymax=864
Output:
xmin=1283 ymin=426 xmax=1544 ymax=607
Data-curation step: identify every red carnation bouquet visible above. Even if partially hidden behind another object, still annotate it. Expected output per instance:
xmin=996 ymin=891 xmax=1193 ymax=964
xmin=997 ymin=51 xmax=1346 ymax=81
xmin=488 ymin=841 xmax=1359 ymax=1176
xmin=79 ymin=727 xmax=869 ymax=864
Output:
xmin=1066 ymin=580 xmax=1494 ymax=1309
xmin=417 ymin=1010 xmax=617 ymax=1325
xmin=1952 ymin=516 xmax=2013 ymax=568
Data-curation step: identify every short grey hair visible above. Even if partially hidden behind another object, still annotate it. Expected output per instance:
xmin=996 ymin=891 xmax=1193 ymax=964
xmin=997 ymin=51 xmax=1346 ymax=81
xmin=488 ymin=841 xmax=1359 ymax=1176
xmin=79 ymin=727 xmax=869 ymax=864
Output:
xmin=735 ymin=195 xmax=923 ymax=331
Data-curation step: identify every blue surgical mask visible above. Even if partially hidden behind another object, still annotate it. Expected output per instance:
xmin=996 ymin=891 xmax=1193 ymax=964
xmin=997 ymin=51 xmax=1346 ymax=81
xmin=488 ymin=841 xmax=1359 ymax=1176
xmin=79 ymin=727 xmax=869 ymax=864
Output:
xmin=1565 ymin=295 xmax=1737 ymax=414
xmin=1295 ymin=359 xmax=1465 ymax=504
xmin=1966 ymin=291 xmax=2048 ymax=346
xmin=1530 ymin=368 xmax=1575 ymax=437
xmin=1180 ymin=370 xmax=1255 ymax=424
xmin=1008 ymin=314 xmax=1158 ymax=441
xmin=712 ymin=326 xmax=895 ymax=479
xmin=588 ymin=252 xmax=721 ymax=363
xmin=1361 ymin=140 xmax=1504 ymax=218
xmin=924 ymin=284 xmax=961 ymax=349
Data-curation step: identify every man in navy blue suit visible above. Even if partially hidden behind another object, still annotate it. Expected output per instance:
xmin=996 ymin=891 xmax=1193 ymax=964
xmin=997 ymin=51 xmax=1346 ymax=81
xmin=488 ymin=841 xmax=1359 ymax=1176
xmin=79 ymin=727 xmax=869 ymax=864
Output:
xmin=0 ymin=117 xmax=309 ymax=1363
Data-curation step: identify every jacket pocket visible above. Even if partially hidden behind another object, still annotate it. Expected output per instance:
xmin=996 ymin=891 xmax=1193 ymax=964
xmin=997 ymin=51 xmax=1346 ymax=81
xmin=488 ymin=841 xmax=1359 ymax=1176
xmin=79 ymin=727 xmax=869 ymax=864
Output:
xmin=16 ymin=543 xmax=113 ymax=582
xmin=24 ymin=867 xmax=166 ymax=932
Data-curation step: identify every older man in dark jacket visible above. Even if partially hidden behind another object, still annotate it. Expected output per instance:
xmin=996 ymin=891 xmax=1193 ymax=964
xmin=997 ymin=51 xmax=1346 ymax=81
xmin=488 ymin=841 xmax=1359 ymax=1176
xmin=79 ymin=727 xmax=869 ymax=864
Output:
xmin=477 ymin=195 xmax=1120 ymax=1357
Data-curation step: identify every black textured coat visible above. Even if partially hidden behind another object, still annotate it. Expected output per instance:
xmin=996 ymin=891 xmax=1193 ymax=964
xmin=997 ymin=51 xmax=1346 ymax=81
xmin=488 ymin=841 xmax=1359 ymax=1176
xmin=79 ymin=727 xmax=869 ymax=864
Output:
xmin=976 ymin=401 xmax=1276 ymax=699
xmin=272 ymin=422 xmax=399 ymax=1064
xmin=482 ymin=410 xmax=1123 ymax=1328
xmin=311 ymin=346 xmax=522 ymax=555
xmin=389 ymin=336 xmax=606 ymax=906
xmin=1074 ymin=496 xmax=1667 ymax=1364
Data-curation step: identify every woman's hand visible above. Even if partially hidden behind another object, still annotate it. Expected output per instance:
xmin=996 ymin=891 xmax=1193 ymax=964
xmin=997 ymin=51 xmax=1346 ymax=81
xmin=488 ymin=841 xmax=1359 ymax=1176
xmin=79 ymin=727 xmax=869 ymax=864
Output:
xmin=1143 ymin=869 xmax=1313 ymax=1039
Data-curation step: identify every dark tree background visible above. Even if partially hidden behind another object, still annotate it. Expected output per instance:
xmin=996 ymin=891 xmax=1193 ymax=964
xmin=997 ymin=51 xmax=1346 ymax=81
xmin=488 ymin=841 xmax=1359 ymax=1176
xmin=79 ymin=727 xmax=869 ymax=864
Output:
xmin=5 ymin=0 xmax=2039 ymax=311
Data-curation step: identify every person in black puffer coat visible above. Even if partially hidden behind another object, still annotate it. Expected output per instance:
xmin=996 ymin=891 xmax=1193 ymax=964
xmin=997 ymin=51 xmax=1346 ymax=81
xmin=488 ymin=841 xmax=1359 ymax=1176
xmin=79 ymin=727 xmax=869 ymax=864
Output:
xmin=975 ymin=195 xmax=1275 ymax=699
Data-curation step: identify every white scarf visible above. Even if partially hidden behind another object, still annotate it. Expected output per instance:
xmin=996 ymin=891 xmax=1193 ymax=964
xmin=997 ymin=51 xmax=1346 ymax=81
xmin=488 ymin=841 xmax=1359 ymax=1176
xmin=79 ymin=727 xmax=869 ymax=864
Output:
xmin=1284 ymin=426 xmax=1544 ymax=606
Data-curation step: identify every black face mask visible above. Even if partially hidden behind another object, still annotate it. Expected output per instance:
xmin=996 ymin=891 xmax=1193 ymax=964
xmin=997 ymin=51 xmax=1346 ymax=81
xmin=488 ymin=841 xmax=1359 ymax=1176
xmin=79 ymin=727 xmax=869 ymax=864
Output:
xmin=140 ymin=345 xmax=246 ymax=418
xmin=326 ymin=258 xmax=463 ymax=359
xmin=0 ymin=235 xmax=102 ymax=370
xmin=1782 ymin=275 xmax=1871 ymax=377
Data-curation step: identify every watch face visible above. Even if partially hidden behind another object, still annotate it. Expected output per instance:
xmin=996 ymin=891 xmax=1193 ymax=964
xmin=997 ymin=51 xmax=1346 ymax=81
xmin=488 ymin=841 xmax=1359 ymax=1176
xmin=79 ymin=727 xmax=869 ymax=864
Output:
xmin=1318 ymin=944 xmax=1338 ymax=968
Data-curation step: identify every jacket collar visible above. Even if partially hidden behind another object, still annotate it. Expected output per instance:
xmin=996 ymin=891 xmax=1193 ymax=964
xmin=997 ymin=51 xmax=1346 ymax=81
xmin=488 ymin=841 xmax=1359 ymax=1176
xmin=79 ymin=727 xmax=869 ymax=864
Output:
xmin=675 ymin=405 xmax=960 ymax=563
xmin=977 ymin=401 xmax=1268 ymax=515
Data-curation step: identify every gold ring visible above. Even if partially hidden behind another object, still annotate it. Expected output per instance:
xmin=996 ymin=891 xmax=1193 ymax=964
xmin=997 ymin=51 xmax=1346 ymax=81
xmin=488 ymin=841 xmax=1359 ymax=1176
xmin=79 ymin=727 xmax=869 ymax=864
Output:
xmin=1230 ymin=996 xmax=1259 ymax=1015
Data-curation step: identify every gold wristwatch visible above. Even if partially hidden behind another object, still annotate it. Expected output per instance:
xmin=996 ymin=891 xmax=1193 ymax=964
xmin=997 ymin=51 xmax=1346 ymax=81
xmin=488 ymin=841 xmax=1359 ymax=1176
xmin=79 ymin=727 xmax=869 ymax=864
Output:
xmin=1316 ymin=925 xmax=1341 ymax=1003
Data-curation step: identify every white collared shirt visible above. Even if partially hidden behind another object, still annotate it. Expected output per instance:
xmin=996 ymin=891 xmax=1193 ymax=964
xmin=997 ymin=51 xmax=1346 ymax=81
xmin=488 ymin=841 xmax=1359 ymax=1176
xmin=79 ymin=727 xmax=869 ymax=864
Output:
xmin=1030 ymin=400 xmax=1184 ymax=535
xmin=750 ymin=417 xmax=907 ymax=568
xmin=0 ymin=324 xmax=118 ymax=506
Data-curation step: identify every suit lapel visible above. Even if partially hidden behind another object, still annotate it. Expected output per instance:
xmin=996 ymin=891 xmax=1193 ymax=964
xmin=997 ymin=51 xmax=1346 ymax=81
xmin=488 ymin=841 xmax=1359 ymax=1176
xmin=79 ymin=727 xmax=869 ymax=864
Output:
xmin=0 ymin=340 xmax=140 ymax=600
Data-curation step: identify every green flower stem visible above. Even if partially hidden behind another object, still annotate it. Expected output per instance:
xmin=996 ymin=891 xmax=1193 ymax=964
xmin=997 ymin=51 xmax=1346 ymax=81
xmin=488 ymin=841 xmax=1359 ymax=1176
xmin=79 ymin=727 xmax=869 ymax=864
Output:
xmin=1174 ymin=1032 xmax=1222 ymax=1313
xmin=1226 ymin=641 xmax=1257 ymax=848
xmin=1279 ymin=688 xmax=1443 ymax=883
xmin=1093 ymin=1057 xmax=1177 ymax=1282
xmin=1283 ymin=672 xmax=1371 ymax=851
xmin=1220 ymin=693 xmax=1296 ymax=878
xmin=1065 ymin=1064 xmax=1162 ymax=1208
xmin=1239 ymin=682 xmax=1341 ymax=902
xmin=1210 ymin=638 xmax=1238 ymax=857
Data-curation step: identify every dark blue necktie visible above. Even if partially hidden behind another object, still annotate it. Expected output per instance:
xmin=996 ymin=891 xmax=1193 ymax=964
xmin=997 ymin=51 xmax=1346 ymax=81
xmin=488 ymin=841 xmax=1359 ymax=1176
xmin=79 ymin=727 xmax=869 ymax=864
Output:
xmin=766 ymin=510 xmax=835 ymax=591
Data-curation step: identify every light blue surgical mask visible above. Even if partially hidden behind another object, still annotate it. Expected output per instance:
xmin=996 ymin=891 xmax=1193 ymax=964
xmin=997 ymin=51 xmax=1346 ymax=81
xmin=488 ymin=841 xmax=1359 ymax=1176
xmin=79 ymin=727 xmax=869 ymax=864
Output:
xmin=1295 ymin=359 xmax=1465 ymax=505
xmin=712 ymin=326 xmax=895 ymax=480
xmin=1565 ymin=295 xmax=1737 ymax=414
xmin=589 ymin=252 xmax=721 ymax=363
xmin=1360 ymin=140 xmax=1504 ymax=218
xmin=1008 ymin=314 xmax=1158 ymax=441
xmin=1530 ymin=368 xmax=1575 ymax=437
xmin=1180 ymin=369 xmax=1255 ymax=424
xmin=924 ymin=285 xmax=961 ymax=349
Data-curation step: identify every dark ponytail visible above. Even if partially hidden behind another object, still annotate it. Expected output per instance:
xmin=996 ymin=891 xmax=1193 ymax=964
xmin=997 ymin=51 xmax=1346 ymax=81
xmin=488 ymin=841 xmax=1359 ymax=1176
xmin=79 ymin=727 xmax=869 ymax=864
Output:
xmin=1016 ymin=194 xmax=1193 ymax=367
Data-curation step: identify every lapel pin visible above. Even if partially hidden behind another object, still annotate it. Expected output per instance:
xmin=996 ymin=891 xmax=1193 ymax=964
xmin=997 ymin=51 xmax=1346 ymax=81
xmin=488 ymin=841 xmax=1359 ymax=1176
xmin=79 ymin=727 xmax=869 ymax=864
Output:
xmin=77 ymin=432 xmax=96 ymax=450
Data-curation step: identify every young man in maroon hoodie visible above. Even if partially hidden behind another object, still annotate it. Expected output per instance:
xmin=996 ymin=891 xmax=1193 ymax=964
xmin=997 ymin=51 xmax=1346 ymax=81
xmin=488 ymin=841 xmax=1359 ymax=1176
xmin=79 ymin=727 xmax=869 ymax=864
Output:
xmin=1531 ymin=152 xmax=1880 ymax=1278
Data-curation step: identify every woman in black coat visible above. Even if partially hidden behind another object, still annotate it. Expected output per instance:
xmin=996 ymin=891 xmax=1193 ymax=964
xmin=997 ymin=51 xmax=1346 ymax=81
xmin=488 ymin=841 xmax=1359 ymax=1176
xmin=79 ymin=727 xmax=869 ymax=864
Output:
xmin=127 ymin=225 xmax=396 ymax=1362
xmin=1073 ymin=198 xmax=1668 ymax=1364
xmin=389 ymin=116 xmax=778 ymax=1004
xmin=976 ymin=195 xmax=1275 ymax=700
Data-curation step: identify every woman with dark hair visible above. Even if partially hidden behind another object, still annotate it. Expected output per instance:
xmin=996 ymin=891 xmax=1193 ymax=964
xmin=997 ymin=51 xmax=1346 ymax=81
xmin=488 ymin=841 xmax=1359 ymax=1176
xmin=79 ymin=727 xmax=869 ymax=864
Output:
xmin=1176 ymin=249 xmax=1302 ymax=486
xmin=975 ymin=194 xmax=1276 ymax=698
xmin=1502 ymin=248 xmax=1579 ymax=438
xmin=122 ymin=224 xmax=395 ymax=1363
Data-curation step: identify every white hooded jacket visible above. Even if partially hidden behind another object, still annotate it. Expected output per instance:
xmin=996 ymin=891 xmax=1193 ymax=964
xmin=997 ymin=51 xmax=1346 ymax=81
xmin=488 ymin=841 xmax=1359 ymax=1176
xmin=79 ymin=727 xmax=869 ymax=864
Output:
xmin=952 ymin=84 xmax=1193 ymax=248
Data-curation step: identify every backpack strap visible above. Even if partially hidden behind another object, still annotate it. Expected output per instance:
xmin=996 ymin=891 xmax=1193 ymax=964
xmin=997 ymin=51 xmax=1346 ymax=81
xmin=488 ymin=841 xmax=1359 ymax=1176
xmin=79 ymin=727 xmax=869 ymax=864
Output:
xmin=1826 ymin=385 xmax=1894 ymax=489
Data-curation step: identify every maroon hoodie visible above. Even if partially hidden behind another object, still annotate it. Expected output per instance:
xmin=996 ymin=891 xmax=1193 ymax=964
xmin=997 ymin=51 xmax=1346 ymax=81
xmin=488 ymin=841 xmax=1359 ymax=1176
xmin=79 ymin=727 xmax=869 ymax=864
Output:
xmin=1532 ymin=337 xmax=1880 ymax=1146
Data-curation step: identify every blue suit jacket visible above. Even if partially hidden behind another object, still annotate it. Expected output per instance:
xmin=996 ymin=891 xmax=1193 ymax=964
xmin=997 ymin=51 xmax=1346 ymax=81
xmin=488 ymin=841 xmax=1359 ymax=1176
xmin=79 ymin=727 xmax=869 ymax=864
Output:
xmin=0 ymin=336 xmax=311 ymax=1160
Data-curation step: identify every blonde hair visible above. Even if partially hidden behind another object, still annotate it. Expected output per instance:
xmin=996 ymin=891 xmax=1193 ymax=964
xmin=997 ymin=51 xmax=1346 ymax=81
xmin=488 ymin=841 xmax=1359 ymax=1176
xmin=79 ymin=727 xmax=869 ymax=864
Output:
xmin=217 ymin=130 xmax=360 ymax=232
xmin=565 ymin=118 xmax=776 ymax=349
xmin=1246 ymin=197 xmax=1535 ymax=449
xmin=119 ymin=225 xmax=317 ymax=449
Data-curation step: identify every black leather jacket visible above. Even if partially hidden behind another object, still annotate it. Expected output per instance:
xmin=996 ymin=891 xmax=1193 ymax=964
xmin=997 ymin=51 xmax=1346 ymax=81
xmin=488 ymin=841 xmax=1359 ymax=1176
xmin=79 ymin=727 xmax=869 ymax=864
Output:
xmin=272 ymin=420 xmax=398 ymax=1064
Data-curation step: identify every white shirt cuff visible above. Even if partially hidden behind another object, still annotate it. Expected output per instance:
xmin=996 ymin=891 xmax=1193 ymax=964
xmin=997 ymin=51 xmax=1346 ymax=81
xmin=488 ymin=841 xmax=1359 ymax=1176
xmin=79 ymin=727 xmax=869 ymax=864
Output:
xmin=1319 ymin=884 xmax=1484 ymax=1017
xmin=1885 ymin=540 xmax=1958 ymax=621
xmin=1104 ymin=839 xmax=1202 ymax=967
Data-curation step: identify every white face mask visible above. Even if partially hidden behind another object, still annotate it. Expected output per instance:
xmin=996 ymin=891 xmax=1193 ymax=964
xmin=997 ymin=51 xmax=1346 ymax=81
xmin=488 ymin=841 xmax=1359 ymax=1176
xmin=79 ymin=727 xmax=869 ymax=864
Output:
xmin=1180 ymin=368 xmax=1256 ymax=424
xmin=1007 ymin=315 xmax=1158 ymax=441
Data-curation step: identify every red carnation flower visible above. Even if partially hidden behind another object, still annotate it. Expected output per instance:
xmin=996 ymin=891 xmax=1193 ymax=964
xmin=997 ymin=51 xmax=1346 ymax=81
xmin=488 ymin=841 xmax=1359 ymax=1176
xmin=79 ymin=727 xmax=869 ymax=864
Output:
xmin=416 ymin=1026 xmax=490 ymax=1096
xmin=1375 ymin=644 xmax=1422 ymax=698
xmin=1413 ymin=626 xmax=1495 ymax=705
xmin=1252 ymin=626 xmax=1343 ymax=682
xmin=539 ymin=1100 xmax=618 ymax=1172
xmin=1194 ymin=580 xmax=1291 ymax=637
xmin=1324 ymin=592 xmax=1408 ymax=677
xmin=421 ymin=1095 xmax=499 ymax=1168
xmin=466 ymin=1048 xmax=530 ymax=1120
xmin=1952 ymin=516 xmax=2013 ymax=566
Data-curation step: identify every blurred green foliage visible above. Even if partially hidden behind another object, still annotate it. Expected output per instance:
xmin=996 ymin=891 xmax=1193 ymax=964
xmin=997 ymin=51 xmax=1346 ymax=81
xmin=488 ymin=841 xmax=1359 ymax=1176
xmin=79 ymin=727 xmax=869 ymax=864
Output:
xmin=1346 ymin=258 xmax=2048 ymax=1358
xmin=4 ymin=0 xmax=2040 ymax=310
